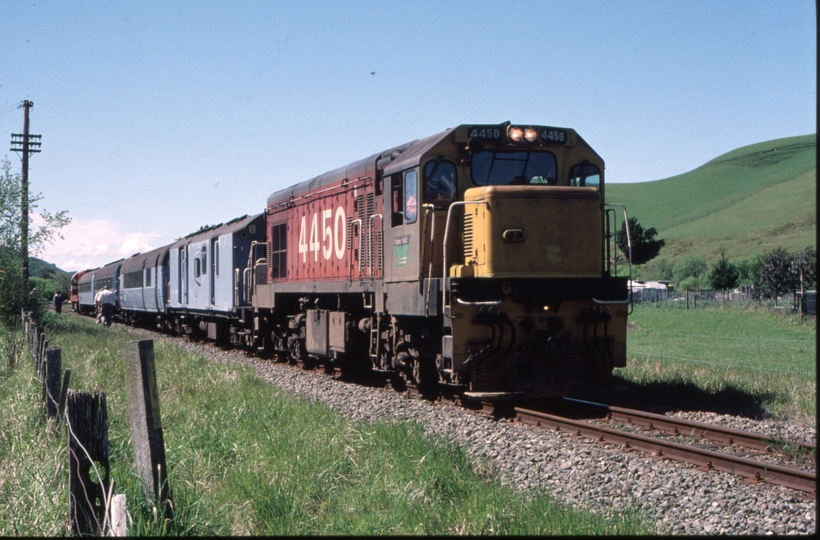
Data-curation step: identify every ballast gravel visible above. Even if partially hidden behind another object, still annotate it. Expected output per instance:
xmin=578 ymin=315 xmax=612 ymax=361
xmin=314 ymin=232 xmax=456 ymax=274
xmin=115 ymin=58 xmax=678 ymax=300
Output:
xmin=140 ymin=331 xmax=815 ymax=535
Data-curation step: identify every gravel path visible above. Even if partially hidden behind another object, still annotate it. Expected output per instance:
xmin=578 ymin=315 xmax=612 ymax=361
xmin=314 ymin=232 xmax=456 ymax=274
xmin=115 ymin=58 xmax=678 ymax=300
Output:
xmin=133 ymin=328 xmax=816 ymax=535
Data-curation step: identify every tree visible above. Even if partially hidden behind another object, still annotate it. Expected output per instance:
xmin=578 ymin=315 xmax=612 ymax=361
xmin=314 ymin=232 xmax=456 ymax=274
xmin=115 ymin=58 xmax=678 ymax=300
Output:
xmin=673 ymin=255 xmax=707 ymax=291
xmin=708 ymin=250 xmax=739 ymax=300
xmin=641 ymin=257 xmax=674 ymax=282
xmin=615 ymin=216 xmax=665 ymax=266
xmin=756 ymin=247 xmax=799 ymax=307
xmin=734 ymin=255 xmax=764 ymax=286
xmin=0 ymin=158 xmax=71 ymax=326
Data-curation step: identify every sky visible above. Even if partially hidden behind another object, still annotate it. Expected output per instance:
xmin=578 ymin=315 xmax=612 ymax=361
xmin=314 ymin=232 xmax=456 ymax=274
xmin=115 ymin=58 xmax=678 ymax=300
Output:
xmin=0 ymin=0 xmax=816 ymax=273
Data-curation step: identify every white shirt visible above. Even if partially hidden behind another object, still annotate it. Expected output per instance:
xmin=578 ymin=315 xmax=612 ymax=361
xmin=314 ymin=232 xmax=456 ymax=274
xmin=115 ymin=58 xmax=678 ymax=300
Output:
xmin=95 ymin=289 xmax=117 ymax=305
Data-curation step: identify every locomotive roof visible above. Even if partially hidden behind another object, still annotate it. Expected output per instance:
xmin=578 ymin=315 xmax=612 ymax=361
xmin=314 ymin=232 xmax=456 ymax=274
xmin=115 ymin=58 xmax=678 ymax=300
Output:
xmin=381 ymin=130 xmax=451 ymax=177
xmin=266 ymin=128 xmax=453 ymax=208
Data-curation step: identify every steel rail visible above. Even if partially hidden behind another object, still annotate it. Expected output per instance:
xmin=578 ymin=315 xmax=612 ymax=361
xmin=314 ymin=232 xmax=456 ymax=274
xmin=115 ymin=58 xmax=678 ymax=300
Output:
xmin=515 ymin=407 xmax=816 ymax=495
xmin=564 ymin=398 xmax=817 ymax=454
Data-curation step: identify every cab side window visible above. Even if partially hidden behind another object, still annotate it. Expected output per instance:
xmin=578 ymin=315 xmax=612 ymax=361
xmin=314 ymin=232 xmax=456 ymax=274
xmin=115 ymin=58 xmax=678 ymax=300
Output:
xmin=391 ymin=174 xmax=403 ymax=227
xmin=391 ymin=170 xmax=419 ymax=226
xmin=423 ymin=159 xmax=456 ymax=203
xmin=569 ymin=162 xmax=601 ymax=190
xmin=404 ymin=170 xmax=417 ymax=224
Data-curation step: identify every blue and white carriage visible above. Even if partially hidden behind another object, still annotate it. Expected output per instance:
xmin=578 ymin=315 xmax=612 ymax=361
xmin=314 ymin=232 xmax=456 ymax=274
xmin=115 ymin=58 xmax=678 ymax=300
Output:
xmin=76 ymin=259 xmax=123 ymax=314
xmin=167 ymin=214 xmax=266 ymax=339
xmin=117 ymin=245 xmax=171 ymax=324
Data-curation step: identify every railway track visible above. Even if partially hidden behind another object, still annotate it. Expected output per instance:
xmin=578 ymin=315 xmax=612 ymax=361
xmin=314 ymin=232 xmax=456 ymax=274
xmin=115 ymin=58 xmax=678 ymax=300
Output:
xmin=513 ymin=402 xmax=816 ymax=496
xmin=103 ymin=314 xmax=817 ymax=496
xmin=563 ymin=397 xmax=817 ymax=456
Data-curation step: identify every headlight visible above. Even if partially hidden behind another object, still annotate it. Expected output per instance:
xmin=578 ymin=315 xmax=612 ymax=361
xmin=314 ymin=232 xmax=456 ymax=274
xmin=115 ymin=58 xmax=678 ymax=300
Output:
xmin=509 ymin=126 xmax=524 ymax=142
xmin=524 ymin=127 xmax=538 ymax=142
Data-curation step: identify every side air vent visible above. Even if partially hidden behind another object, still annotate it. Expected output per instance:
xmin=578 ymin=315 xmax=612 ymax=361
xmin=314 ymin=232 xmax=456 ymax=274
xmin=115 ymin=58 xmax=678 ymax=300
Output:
xmin=463 ymin=212 xmax=474 ymax=259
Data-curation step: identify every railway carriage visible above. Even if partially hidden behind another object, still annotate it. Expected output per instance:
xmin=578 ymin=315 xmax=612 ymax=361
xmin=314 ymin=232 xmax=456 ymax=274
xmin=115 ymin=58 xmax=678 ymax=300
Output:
xmin=117 ymin=245 xmax=170 ymax=323
xmin=76 ymin=259 xmax=123 ymax=314
xmin=69 ymin=269 xmax=93 ymax=312
xmin=168 ymin=213 xmax=266 ymax=339
xmin=251 ymin=122 xmax=632 ymax=398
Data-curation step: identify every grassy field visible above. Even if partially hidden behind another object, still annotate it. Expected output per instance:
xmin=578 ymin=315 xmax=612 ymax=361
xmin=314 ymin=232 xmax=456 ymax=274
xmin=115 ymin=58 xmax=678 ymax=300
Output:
xmin=606 ymin=134 xmax=816 ymax=264
xmin=615 ymin=303 xmax=816 ymax=424
xmin=0 ymin=313 xmax=654 ymax=536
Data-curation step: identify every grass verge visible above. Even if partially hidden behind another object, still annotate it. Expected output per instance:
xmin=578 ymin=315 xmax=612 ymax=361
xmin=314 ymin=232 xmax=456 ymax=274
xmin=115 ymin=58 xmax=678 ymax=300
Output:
xmin=617 ymin=303 xmax=816 ymax=424
xmin=1 ymin=314 xmax=655 ymax=535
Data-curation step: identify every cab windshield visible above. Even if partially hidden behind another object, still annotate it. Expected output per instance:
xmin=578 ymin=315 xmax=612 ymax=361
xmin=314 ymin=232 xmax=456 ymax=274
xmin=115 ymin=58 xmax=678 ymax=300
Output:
xmin=471 ymin=150 xmax=556 ymax=186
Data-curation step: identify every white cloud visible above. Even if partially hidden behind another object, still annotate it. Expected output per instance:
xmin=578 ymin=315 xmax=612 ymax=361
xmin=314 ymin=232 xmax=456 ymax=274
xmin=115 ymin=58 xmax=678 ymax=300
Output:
xmin=35 ymin=217 xmax=174 ymax=273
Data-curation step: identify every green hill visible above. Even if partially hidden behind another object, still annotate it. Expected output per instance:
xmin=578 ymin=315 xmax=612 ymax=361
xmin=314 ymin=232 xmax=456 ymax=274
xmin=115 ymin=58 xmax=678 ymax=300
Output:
xmin=606 ymin=134 xmax=816 ymax=265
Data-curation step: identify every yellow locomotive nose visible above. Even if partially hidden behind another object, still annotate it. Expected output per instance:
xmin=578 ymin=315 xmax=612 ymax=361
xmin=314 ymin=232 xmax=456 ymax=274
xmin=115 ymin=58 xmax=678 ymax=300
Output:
xmin=452 ymin=185 xmax=603 ymax=279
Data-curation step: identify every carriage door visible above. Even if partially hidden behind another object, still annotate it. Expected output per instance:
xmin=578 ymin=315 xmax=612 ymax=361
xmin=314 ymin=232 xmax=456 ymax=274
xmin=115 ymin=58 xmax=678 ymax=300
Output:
xmin=210 ymin=238 xmax=218 ymax=305
xmin=179 ymin=246 xmax=188 ymax=305
xmin=384 ymin=169 xmax=421 ymax=282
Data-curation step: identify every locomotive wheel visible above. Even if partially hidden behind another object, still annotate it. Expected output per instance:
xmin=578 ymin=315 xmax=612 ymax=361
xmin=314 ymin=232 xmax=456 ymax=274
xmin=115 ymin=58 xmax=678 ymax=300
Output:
xmin=286 ymin=334 xmax=302 ymax=365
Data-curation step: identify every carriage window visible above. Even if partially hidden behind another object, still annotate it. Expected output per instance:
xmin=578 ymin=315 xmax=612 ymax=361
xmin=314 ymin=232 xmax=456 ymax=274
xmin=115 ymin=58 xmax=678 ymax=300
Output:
xmin=194 ymin=258 xmax=201 ymax=278
xmin=471 ymin=150 xmax=556 ymax=186
xmin=145 ymin=269 xmax=152 ymax=288
xmin=201 ymin=245 xmax=208 ymax=275
xmin=423 ymin=159 xmax=457 ymax=203
xmin=569 ymin=162 xmax=601 ymax=190
xmin=124 ymin=271 xmax=142 ymax=288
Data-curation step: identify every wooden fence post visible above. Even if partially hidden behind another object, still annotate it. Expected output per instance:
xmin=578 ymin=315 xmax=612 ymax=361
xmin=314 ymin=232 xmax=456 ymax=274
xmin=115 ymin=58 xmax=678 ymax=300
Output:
xmin=37 ymin=338 xmax=48 ymax=381
xmin=109 ymin=493 xmax=127 ymax=536
xmin=67 ymin=390 xmax=110 ymax=536
xmin=58 ymin=368 xmax=72 ymax=421
xmin=44 ymin=348 xmax=62 ymax=418
xmin=122 ymin=340 xmax=172 ymax=516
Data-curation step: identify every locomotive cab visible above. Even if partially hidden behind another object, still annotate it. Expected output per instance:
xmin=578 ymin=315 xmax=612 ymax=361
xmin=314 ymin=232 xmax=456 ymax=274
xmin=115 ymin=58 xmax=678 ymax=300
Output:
xmin=437 ymin=124 xmax=629 ymax=397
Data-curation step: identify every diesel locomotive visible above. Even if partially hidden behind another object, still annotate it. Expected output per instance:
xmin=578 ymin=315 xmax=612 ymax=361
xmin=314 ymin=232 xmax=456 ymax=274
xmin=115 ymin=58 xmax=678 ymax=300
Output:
xmin=71 ymin=122 xmax=633 ymax=399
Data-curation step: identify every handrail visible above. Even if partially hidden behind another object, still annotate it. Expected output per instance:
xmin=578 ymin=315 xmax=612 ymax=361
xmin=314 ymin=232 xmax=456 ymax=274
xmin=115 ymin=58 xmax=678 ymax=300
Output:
xmin=243 ymin=267 xmax=251 ymax=305
xmin=234 ymin=268 xmax=240 ymax=307
xmin=442 ymin=201 xmax=490 ymax=314
xmin=593 ymin=203 xmax=632 ymax=306
xmin=455 ymin=297 xmax=502 ymax=306
xmin=422 ymin=204 xmax=435 ymax=316
xmin=348 ymin=219 xmax=362 ymax=281
xmin=247 ymin=240 xmax=263 ymax=302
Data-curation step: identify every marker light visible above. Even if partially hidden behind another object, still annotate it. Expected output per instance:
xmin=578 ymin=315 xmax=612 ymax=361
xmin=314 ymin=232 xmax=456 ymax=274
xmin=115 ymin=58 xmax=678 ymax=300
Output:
xmin=524 ymin=127 xmax=538 ymax=142
xmin=509 ymin=126 xmax=524 ymax=142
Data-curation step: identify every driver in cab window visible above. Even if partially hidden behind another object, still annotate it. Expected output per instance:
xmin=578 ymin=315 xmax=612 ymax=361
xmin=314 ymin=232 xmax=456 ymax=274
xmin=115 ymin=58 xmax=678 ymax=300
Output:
xmin=424 ymin=160 xmax=457 ymax=203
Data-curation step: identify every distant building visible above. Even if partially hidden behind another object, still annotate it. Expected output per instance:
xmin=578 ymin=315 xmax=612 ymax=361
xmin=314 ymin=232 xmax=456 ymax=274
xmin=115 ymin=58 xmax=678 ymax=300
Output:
xmin=628 ymin=280 xmax=669 ymax=303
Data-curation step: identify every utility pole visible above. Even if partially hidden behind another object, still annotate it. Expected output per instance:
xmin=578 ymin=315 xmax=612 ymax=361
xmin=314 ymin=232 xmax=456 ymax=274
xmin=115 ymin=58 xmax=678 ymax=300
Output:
xmin=10 ymin=100 xmax=41 ymax=293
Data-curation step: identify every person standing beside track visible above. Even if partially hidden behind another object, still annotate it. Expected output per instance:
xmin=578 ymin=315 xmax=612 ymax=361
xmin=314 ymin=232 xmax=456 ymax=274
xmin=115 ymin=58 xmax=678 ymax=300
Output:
xmin=94 ymin=286 xmax=117 ymax=327
xmin=53 ymin=291 xmax=64 ymax=314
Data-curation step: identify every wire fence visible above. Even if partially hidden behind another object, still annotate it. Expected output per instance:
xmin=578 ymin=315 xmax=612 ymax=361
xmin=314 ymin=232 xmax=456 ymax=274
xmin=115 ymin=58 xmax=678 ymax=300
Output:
xmin=631 ymin=288 xmax=816 ymax=315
